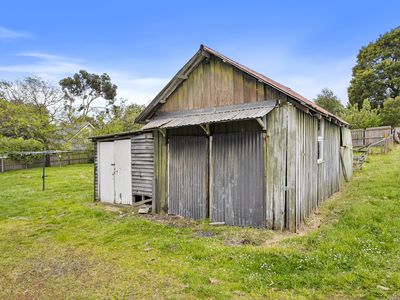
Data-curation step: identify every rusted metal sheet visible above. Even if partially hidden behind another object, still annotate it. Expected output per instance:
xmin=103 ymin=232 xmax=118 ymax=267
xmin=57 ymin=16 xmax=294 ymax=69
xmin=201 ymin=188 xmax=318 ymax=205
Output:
xmin=211 ymin=132 xmax=265 ymax=227
xmin=132 ymin=132 xmax=154 ymax=197
xmin=142 ymin=101 xmax=275 ymax=130
xmin=168 ymin=136 xmax=208 ymax=220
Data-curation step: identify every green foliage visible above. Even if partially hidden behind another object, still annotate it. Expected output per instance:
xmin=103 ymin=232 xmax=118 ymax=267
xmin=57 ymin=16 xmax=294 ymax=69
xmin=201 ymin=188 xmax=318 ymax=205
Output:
xmin=1 ymin=148 xmax=400 ymax=298
xmin=0 ymin=98 xmax=58 ymax=145
xmin=0 ymin=76 xmax=63 ymax=122
xmin=380 ymin=96 xmax=400 ymax=127
xmin=342 ymin=99 xmax=381 ymax=129
xmin=95 ymin=102 xmax=144 ymax=135
xmin=348 ymin=27 xmax=400 ymax=109
xmin=313 ymin=88 xmax=345 ymax=116
xmin=0 ymin=136 xmax=43 ymax=163
xmin=59 ymin=70 xmax=118 ymax=122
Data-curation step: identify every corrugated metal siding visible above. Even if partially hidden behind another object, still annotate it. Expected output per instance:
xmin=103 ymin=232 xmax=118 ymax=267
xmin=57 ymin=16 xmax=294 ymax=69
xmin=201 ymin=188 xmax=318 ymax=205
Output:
xmin=168 ymin=136 xmax=208 ymax=219
xmin=211 ymin=132 xmax=265 ymax=227
xmin=132 ymin=132 xmax=154 ymax=197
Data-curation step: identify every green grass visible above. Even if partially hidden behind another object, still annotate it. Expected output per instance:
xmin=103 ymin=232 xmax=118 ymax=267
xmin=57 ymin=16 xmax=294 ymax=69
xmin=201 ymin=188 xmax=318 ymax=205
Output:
xmin=0 ymin=149 xmax=399 ymax=299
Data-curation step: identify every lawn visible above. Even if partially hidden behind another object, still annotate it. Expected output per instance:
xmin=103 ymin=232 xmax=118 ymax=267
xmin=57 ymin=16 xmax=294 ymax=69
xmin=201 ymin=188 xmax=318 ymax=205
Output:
xmin=0 ymin=148 xmax=399 ymax=299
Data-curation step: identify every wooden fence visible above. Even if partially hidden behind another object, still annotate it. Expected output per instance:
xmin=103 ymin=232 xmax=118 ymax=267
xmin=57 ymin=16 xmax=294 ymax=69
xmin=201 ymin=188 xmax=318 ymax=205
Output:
xmin=351 ymin=126 xmax=393 ymax=147
xmin=0 ymin=150 xmax=93 ymax=173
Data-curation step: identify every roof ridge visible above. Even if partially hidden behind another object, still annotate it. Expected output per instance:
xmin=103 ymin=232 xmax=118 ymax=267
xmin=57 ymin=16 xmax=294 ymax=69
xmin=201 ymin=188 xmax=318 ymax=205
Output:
xmin=136 ymin=45 xmax=348 ymax=126
xmin=200 ymin=44 xmax=347 ymax=125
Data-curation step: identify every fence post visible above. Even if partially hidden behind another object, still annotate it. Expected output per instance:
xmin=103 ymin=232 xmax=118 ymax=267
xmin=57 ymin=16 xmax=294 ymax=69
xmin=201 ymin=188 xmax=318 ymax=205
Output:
xmin=1 ymin=158 xmax=3 ymax=173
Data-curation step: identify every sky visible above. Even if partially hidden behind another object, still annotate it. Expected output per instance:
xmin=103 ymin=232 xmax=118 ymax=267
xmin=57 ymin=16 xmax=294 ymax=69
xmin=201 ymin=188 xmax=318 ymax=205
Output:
xmin=0 ymin=0 xmax=399 ymax=106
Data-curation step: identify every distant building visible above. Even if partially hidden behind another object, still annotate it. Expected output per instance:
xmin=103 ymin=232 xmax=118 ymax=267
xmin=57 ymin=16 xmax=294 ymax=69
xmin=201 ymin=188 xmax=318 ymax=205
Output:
xmin=62 ymin=122 xmax=95 ymax=151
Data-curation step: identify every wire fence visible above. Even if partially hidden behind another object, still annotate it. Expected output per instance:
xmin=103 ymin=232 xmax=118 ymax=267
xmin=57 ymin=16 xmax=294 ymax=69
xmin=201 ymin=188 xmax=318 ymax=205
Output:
xmin=0 ymin=150 xmax=93 ymax=173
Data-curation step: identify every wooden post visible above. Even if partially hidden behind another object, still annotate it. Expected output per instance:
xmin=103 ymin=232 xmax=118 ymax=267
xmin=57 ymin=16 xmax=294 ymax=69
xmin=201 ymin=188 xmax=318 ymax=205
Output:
xmin=153 ymin=131 xmax=168 ymax=213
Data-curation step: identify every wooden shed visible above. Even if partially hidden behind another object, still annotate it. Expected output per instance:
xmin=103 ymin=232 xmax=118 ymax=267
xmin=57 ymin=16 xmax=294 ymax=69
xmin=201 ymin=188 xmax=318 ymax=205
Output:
xmin=92 ymin=130 xmax=154 ymax=206
xmin=134 ymin=45 xmax=353 ymax=231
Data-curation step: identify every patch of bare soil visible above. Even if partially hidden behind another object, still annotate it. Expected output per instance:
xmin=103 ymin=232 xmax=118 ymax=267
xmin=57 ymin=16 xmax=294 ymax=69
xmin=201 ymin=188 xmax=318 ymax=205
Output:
xmin=142 ymin=213 xmax=199 ymax=228
xmin=195 ymin=231 xmax=215 ymax=238
xmin=263 ymin=191 xmax=343 ymax=247
xmin=94 ymin=189 xmax=343 ymax=248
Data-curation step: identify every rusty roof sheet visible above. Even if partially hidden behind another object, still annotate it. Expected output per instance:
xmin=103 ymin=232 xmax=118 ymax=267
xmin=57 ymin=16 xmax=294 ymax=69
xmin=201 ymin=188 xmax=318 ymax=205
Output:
xmin=142 ymin=100 xmax=276 ymax=130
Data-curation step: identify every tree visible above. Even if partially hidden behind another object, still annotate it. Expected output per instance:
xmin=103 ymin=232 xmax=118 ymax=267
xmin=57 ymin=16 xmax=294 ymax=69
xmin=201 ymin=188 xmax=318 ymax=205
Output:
xmin=0 ymin=136 xmax=43 ymax=164
xmin=0 ymin=98 xmax=57 ymax=147
xmin=95 ymin=102 xmax=144 ymax=135
xmin=380 ymin=96 xmax=400 ymax=127
xmin=0 ymin=76 xmax=64 ymax=122
xmin=59 ymin=70 xmax=117 ymax=123
xmin=342 ymin=99 xmax=381 ymax=129
xmin=348 ymin=27 xmax=400 ymax=109
xmin=313 ymin=88 xmax=345 ymax=116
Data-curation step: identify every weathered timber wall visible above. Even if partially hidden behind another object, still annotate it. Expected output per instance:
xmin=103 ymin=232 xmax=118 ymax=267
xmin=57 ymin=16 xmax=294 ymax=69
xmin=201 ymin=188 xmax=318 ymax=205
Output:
xmin=316 ymin=119 xmax=340 ymax=203
xmin=265 ymin=105 xmax=288 ymax=230
xmin=266 ymin=104 xmax=346 ymax=231
xmin=153 ymin=131 xmax=168 ymax=213
xmin=160 ymin=55 xmax=288 ymax=112
xmin=293 ymin=107 xmax=319 ymax=230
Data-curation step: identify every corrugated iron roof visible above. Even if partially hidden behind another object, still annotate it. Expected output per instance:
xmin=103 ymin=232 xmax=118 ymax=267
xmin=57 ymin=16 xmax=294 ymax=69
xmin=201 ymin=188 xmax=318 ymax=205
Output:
xmin=89 ymin=129 xmax=151 ymax=141
xmin=136 ymin=45 xmax=348 ymax=126
xmin=142 ymin=100 xmax=275 ymax=130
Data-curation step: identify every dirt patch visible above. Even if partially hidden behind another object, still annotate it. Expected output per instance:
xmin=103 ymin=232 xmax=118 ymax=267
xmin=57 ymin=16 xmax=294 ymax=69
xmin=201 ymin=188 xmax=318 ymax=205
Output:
xmin=141 ymin=213 xmax=199 ymax=228
xmin=195 ymin=231 xmax=215 ymax=238
xmin=93 ymin=190 xmax=343 ymax=249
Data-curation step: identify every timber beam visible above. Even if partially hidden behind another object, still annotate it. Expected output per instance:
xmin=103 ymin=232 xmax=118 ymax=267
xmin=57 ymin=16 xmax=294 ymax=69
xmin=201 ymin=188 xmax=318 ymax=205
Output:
xmin=200 ymin=124 xmax=210 ymax=136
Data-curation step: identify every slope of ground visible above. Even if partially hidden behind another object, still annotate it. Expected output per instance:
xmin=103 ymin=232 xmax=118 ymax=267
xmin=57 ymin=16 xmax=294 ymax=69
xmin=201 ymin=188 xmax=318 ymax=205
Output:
xmin=0 ymin=148 xmax=399 ymax=299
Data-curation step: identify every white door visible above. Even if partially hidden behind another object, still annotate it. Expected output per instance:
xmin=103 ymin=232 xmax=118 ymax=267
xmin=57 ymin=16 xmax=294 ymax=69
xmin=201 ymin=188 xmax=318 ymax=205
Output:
xmin=114 ymin=139 xmax=132 ymax=205
xmin=99 ymin=142 xmax=115 ymax=203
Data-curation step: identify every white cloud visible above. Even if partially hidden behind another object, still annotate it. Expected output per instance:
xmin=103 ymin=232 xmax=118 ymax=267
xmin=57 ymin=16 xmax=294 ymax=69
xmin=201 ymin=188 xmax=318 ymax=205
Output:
xmin=0 ymin=26 xmax=31 ymax=39
xmin=0 ymin=46 xmax=355 ymax=106
xmin=111 ymin=75 xmax=168 ymax=104
xmin=0 ymin=51 xmax=167 ymax=105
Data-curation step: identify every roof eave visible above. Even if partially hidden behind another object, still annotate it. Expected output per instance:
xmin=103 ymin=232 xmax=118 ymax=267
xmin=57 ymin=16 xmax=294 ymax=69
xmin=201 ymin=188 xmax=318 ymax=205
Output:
xmin=135 ymin=45 xmax=209 ymax=123
xmin=136 ymin=44 xmax=348 ymax=127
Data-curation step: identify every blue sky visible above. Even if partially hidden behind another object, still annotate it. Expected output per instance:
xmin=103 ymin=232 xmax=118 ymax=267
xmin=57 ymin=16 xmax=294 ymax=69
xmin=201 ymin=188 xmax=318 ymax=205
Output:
xmin=0 ymin=0 xmax=399 ymax=105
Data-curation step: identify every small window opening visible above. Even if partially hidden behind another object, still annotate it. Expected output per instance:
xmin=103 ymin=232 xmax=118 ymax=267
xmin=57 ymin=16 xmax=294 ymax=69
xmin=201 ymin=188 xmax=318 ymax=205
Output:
xmin=317 ymin=119 xmax=324 ymax=163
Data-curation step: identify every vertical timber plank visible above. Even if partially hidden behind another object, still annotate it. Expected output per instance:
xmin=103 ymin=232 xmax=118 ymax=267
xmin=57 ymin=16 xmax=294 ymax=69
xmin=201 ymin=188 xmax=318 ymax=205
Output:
xmin=286 ymin=104 xmax=296 ymax=231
